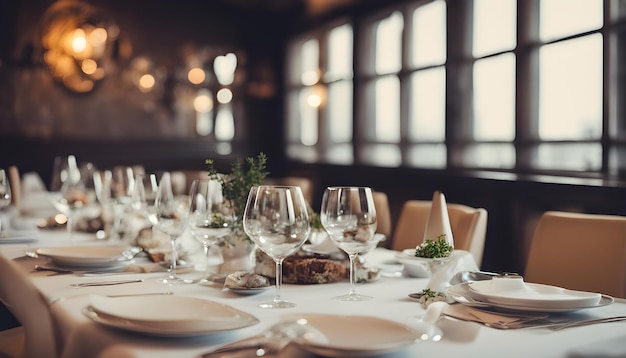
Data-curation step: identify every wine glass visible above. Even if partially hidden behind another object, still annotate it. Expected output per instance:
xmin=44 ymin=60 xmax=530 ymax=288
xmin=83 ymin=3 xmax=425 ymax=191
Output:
xmin=147 ymin=172 xmax=191 ymax=285
xmin=243 ymin=185 xmax=310 ymax=308
xmin=188 ymin=178 xmax=231 ymax=284
xmin=105 ymin=166 xmax=136 ymax=240
xmin=50 ymin=155 xmax=97 ymax=241
xmin=320 ymin=186 xmax=377 ymax=301
xmin=0 ymin=169 xmax=11 ymax=235
xmin=130 ymin=172 xmax=159 ymax=218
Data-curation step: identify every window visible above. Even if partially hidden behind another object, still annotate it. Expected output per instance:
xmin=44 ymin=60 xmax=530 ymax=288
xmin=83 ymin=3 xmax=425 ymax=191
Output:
xmin=285 ymin=0 xmax=625 ymax=179
xmin=286 ymin=22 xmax=353 ymax=164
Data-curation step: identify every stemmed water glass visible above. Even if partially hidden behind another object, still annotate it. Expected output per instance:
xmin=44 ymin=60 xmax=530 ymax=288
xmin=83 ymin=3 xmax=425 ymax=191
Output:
xmin=243 ymin=185 xmax=310 ymax=308
xmin=50 ymin=155 xmax=97 ymax=241
xmin=105 ymin=166 xmax=136 ymax=240
xmin=0 ymin=169 xmax=11 ymax=235
xmin=188 ymin=178 xmax=231 ymax=284
xmin=147 ymin=172 xmax=191 ymax=285
xmin=320 ymin=186 xmax=377 ymax=301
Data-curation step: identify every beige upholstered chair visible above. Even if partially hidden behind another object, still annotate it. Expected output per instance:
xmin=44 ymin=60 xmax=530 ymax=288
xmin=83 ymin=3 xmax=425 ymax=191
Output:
xmin=391 ymin=200 xmax=488 ymax=267
xmin=372 ymin=191 xmax=392 ymax=240
xmin=524 ymin=211 xmax=626 ymax=298
xmin=0 ymin=255 xmax=58 ymax=358
xmin=264 ymin=176 xmax=314 ymax=205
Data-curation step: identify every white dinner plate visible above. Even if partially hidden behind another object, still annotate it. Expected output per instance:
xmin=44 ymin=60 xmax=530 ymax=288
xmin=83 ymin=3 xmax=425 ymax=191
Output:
xmin=0 ymin=231 xmax=38 ymax=244
xmin=468 ymin=279 xmax=602 ymax=309
xmin=85 ymin=295 xmax=259 ymax=337
xmin=36 ymin=245 xmax=133 ymax=269
xmin=448 ymin=282 xmax=614 ymax=313
xmin=285 ymin=314 xmax=418 ymax=357
xmin=226 ymin=286 xmax=270 ymax=295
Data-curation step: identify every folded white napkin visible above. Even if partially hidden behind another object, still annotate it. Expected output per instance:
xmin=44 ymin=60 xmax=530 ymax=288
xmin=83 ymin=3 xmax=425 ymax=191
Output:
xmin=423 ymin=190 xmax=454 ymax=245
xmin=425 ymin=250 xmax=478 ymax=293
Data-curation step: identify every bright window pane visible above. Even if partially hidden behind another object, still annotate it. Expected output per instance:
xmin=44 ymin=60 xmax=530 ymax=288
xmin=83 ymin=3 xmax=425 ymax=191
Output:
xmin=473 ymin=53 xmax=516 ymax=140
xmin=533 ymin=143 xmax=601 ymax=170
xmin=298 ymin=88 xmax=318 ymax=146
xmin=410 ymin=67 xmax=445 ymax=141
xmin=326 ymin=144 xmax=353 ymax=165
xmin=301 ymin=39 xmax=319 ymax=85
xmin=327 ymin=81 xmax=353 ymax=142
xmin=407 ymin=144 xmax=446 ymax=168
xmin=375 ymin=12 xmax=403 ymax=75
xmin=375 ymin=76 xmax=400 ymax=142
xmin=412 ymin=0 xmax=446 ymax=67
xmin=462 ymin=144 xmax=515 ymax=168
xmin=325 ymin=24 xmax=353 ymax=82
xmin=473 ymin=0 xmax=516 ymax=57
xmin=361 ymin=144 xmax=401 ymax=167
xmin=540 ymin=0 xmax=603 ymax=41
xmin=215 ymin=105 xmax=234 ymax=141
xmin=539 ymin=35 xmax=602 ymax=140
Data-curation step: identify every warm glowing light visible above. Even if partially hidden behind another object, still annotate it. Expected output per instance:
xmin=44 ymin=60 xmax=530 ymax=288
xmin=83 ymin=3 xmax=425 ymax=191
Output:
xmin=139 ymin=74 xmax=155 ymax=92
xmin=55 ymin=214 xmax=68 ymax=225
xmin=188 ymin=67 xmax=206 ymax=85
xmin=214 ymin=53 xmax=237 ymax=85
xmin=307 ymin=93 xmax=322 ymax=107
xmin=89 ymin=27 xmax=108 ymax=46
xmin=194 ymin=90 xmax=214 ymax=112
xmin=216 ymin=88 xmax=233 ymax=103
xmin=72 ymin=29 xmax=87 ymax=54
xmin=81 ymin=59 xmax=97 ymax=74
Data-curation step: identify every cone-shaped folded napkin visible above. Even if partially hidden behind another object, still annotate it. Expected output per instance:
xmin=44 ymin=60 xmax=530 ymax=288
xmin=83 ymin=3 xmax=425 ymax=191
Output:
xmin=422 ymin=190 xmax=454 ymax=248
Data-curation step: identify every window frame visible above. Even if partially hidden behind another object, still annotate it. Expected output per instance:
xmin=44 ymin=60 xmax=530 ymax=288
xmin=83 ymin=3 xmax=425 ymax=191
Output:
xmin=284 ymin=0 xmax=626 ymax=180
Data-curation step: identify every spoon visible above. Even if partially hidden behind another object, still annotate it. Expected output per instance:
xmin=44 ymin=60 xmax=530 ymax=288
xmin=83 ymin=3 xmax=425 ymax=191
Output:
xmin=408 ymin=301 xmax=448 ymax=341
xmin=33 ymin=265 xmax=73 ymax=274
xmin=203 ymin=318 xmax=328 ymax=357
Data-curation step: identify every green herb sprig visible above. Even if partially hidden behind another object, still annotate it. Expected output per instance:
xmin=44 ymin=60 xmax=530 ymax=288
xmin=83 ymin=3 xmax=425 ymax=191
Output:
xmin=415 ymin=234 xmax=453 ymax=258
xmin=205 ymin=152 xmax=269 ymax=223
xmin=421 ymin=288 xmax=446 ymax=298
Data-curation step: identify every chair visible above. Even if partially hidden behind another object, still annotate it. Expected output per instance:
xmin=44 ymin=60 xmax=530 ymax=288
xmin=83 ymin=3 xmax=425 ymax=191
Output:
xmin=391 ymin=199 xmax=488 ymax=267
xmin=264 ymin=176 xmax=314 ymax=205
xmin=0 ymin=255 xmax=58 ymax=358
xmin=372 ymin=191 xmax=392 ymax=240
xmin=524 ymin=211 xmax=626 ymax=298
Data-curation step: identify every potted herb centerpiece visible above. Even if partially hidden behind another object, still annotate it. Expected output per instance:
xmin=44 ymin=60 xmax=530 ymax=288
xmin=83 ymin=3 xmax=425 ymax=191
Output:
xmin=205 ymin=152 xmax=269 ymax=272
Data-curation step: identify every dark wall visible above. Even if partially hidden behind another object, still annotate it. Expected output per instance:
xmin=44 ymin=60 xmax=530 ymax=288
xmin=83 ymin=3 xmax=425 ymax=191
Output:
xmin=1 ymin=0 xmax=626 ymax=277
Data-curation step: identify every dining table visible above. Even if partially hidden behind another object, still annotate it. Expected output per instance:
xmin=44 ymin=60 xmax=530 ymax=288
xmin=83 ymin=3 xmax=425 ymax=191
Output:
xmin=1 ymin=200 xmax=625 ymax=358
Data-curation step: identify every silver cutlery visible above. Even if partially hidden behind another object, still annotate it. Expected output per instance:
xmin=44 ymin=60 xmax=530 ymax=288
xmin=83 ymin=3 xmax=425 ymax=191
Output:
xmin=541 ymin=316 xmax=626 ymax=331
xmin=202 ymin=319 xmax=328 ymax=357
xmin=106 ymin=292 xmax=174 ymax=297
xmin=33 ymin=264 xmax=73 ymax=274
xmin=70 ymin=279 xmax=143 ymax=287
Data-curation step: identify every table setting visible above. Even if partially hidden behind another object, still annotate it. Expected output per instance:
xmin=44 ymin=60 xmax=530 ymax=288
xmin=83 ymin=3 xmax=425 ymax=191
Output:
xmin=1 ymin=159 xmax=625 ymax=358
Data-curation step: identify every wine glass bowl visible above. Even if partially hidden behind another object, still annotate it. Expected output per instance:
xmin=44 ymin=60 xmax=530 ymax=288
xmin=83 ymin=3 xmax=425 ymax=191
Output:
xmin=188 ymin=178 xmax=232 ymax=283
xmin=243 ymin=185 xmax=310 ymax=308
xmin=320 ymin=186 xmax=377 ymax=301
xmin=49 ymin=155 xmax=97 ymax=241
xmin=148 ymin=172 xmax=191 ymax=285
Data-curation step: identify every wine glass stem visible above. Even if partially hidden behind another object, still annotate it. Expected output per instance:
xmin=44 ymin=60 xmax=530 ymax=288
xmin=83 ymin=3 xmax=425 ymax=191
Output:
xmin=66 ymin=211 xmax=74 ymax=241
xmin=169 ymin=236 xmax=178 ymax=280
xmin=203 ymin=244 xmax=210 ymax=278
xmin=348 ymin=253 xmax=358 ymax=296
xmin=273 ymin=258 xmax=284 ymax=303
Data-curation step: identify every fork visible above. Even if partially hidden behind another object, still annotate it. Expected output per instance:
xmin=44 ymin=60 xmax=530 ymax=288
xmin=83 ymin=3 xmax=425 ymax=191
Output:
xmin=202 ymin=336 xmax=287 ymax=357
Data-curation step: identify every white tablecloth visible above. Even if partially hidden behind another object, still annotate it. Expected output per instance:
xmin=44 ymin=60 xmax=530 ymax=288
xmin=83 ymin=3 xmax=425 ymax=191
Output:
xmin=1 ymin=230 xmax=625 ymax=358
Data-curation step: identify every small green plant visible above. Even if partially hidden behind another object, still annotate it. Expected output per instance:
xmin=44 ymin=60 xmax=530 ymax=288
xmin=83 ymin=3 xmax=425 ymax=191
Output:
xmin=205 ymin=153 xmax=269 ymax=230
xmin=415 ymin=234 xmax=453 ymax=258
